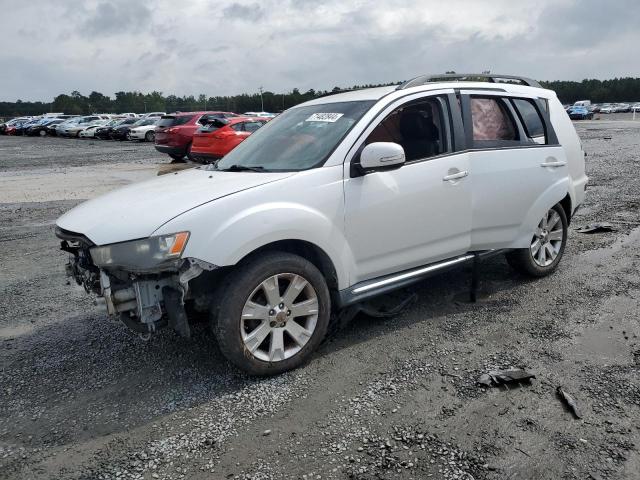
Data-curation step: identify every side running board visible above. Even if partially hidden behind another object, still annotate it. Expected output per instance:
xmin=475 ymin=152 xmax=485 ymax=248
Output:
xmin=337 ymin=250 xmax=505 ymax=307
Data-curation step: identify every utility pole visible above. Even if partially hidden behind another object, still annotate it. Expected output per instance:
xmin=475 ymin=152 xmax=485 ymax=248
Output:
xmin=259 ymin=86 xmax=264 ymax=112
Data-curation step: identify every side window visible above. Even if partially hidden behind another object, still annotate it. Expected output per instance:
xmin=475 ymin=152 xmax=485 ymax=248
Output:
xmin=243 ymin=121 xmax=265 ymax=133
xmin=231 ymin=123 xmax=245 ymax=132
xmin=470 ymin=97 xmax=518 ymax=144
xmin=364 ymin=96 xmax=448 ymax=162
xmin=511 ymin=98 xmax=546 ymax=144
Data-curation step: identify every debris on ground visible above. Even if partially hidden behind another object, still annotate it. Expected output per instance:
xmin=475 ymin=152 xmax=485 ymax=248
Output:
xmin=477 ymin=368 xmax=536 ymax=387
xmin=576 ymin=223 xmax=616 ymax=234
xmin=557 ymin=386 xmax=583 ymax=419
xmin=157 ymin=162 xmax=196 ymax=176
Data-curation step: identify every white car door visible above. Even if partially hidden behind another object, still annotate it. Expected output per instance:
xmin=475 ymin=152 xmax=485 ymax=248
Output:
xmin=343 ymin=91 xmax=472 ymax=284
xmin=460 ymin=92 xmax=569 ymax=250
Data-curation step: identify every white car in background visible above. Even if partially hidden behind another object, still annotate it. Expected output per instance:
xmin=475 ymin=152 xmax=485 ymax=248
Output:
xmin=141 ymin=112 xmax=166 ymax=119
xmin=59 ymin=115 xmax=111 ymax=137
xmin=79 ymin=121 xmax=110 ymax=138
xmin=127 ymin=118 xmax=159 ymax=142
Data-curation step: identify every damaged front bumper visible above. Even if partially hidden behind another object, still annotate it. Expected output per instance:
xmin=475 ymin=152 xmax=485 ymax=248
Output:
xmin=57 ymin=227 xmax=215 ymax=338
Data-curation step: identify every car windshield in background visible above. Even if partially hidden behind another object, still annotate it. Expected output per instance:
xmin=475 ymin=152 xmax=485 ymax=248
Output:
xmin=157 ymin=115 xmax=194 ymax=128
xmin=215 ymin=101 xmax=374 ymax=172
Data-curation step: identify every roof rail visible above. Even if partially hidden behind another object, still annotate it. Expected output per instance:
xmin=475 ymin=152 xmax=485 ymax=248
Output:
xmin=397 ymin=73 xmax=541 ymax=90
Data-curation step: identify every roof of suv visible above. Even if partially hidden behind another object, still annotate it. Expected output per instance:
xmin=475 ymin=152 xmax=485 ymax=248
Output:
xmin=301 ymin=74 xmax=554 ymax=107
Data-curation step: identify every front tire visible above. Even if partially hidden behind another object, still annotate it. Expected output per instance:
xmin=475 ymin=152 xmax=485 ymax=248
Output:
xmin=212 ymin=252 xmax=330 ymax=375
xmin=506 ymin=204 xmax=568 ymax=277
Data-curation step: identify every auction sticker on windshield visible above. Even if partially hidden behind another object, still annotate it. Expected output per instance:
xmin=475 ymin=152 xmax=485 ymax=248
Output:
xmin=305 ymin=113 xmax=344 ymax=122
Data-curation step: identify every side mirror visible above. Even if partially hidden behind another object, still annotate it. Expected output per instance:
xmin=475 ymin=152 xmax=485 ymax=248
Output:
xmin=359 ymin=142 xmax=405 ymax=171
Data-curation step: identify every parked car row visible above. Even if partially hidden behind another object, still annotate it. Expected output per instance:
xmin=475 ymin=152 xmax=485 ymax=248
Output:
xmin=0 ymin=110 xmax=275 ymax=162
xmin=153 ymin=111 xmax=270 ymax=162
xmin=563 ymin=102 xmax=640 ymax=117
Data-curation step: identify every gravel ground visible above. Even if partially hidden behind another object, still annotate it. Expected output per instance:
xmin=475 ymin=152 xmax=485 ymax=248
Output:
xmin=1 ymin=121 xmax=639 ymax=480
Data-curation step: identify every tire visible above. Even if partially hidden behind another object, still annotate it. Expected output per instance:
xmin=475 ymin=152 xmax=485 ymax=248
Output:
xmin=145 ymin=130 xmax=155 ymax=142
xmin=212 ymin=252 xmax=331 ymax=375
xmin=169 ymin=154 xmax=185 ymax=162
xmin=506 ymin=203 xmax=568 ymax=277
xmin=186 ymin=143 xmax=195 ymax=162
xmin=39 ymin=129 xmax=46 ymax=137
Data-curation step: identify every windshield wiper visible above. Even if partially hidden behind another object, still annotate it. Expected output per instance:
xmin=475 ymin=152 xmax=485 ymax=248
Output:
xmin=217 ymin=164 xmax=266 ymax=172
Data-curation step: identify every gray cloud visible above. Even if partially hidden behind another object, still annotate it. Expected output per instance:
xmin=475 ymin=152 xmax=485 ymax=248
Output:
xmin=0 ymin=0 xmax=638 ymax=101
xmin=80 ymin=1 xmax=153 ymax=37
xmin=222 ymin=3 xmax=264 ymax=22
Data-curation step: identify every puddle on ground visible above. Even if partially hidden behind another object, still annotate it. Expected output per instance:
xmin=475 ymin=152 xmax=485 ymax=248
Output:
xmin=567 ymin=295 xmax=639 ymax=364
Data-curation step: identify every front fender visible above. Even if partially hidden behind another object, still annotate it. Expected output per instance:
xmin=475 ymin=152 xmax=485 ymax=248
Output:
xmin=154 ymin=186 xmax=353 ymax=289
xmin=508 ymin=177 xmax=569 ymax=249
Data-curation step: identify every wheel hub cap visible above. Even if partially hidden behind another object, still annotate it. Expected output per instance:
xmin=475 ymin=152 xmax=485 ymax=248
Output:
xmin=530 ymin=209 xmax=563 ymax=267
xmin=240 ymin=273 xmax=319 ymax=362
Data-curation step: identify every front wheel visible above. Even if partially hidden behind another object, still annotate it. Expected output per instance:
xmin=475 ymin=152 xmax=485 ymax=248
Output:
xmin=212 ymin=252 xmax=330 ymax=375
xmin=506 ymin=204 xmax=568 ymax=277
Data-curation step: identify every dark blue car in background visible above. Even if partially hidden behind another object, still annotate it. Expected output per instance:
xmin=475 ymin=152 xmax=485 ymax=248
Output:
xmin=568 ymin=106 xmax=594 ymax=120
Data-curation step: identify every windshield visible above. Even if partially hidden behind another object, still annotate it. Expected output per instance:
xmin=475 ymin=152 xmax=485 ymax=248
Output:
xmin=216 ymin=101 xmax=373 ymax=172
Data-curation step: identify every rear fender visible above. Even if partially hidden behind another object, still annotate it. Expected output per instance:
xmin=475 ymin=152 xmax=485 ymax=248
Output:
xmin=508 ymin=177 xmax=569 ymax=249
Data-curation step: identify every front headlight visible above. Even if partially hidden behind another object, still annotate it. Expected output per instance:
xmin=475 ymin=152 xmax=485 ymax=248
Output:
xmin=90 ymin=232 xmax=190 ymax=271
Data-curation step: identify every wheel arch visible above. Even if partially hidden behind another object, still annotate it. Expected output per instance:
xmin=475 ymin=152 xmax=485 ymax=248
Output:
xmin=236 ymin=239 xmax=340 ymax=294
xmin=559 ymin=194 xmax=572 ymax=225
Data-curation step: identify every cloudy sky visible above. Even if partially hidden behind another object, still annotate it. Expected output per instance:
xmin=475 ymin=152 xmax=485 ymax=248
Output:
xmin=1 ymin=0 xmax=639 ymax=101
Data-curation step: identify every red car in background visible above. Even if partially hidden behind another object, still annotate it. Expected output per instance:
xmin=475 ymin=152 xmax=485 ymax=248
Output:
xmin=190 ymin=117 xmax=268 ymax=163
xmin=154 ymin=111 xmax=238 ymax=161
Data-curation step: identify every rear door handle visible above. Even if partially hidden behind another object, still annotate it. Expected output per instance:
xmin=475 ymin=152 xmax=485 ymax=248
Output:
xmin=541 ymin=157 xmax=567 ymax=168
xmin=443 ymin=170 xmax=469 ymax=182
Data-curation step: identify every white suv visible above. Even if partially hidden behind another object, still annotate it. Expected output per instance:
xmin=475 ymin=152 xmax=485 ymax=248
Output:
xmin=56 ymin=74 xmax=587 ymax=375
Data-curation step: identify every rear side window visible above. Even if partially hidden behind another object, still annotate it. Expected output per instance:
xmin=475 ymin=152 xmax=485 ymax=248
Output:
xmin=243 ymin=121 xmax=265 ymax=133
xmin=157 ymin=115 xmax=193 ymax=128
xmin=511 ymin=98 xmax=546 ymax=143
xmin=231 ymin=121 xmax=266 ymax=133
xmin=470 ymin=97 xmax=517 ymax=143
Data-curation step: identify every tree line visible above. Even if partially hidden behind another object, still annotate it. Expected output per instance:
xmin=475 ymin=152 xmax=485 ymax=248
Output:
xmin=1 ymin=77 xmax=639 ymax=117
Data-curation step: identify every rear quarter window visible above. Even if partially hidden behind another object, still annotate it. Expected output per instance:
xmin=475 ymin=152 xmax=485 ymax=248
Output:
xmin=511 ymin=98 xmax=546 ymax=143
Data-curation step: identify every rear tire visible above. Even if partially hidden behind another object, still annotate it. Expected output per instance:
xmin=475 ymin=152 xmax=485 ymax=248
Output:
xmin=186 ymin=143 xmax=195 ymax=162
xmin=145 ymin=130 xmax=155 ymax=142
xmin=212 ymin=252 xmax=331 ymax=375
xmin=169 ymin=154 xmax=185 ymax=162
xmin=506 ymin=204 xmax=568 ymax=277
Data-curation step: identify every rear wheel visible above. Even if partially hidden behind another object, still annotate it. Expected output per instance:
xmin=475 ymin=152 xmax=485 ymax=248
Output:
xmin=145 ymin=130 xmax=155 ymax=142
xmin=169 ymin=154 xmax=185 ymax=162
xmin=39 ymin=129 xmax=46 ymax=137
xmin=212 ymin=252 xmax=330 ymax=375
xmin=506 ymin=204 xmax=568 ymax=277
xmin=186 ymin=143 xmax=196 ymax=162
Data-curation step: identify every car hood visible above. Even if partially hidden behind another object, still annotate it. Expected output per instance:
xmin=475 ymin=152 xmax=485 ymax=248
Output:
xmin=56 ymin=168 xmax=295 ymax=245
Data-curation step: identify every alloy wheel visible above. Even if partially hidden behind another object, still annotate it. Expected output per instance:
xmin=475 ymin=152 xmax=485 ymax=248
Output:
xmin=240 ymin=273 xmax=319 ymax=362
xmin=530 ymin=208 xmax=564 ymax=267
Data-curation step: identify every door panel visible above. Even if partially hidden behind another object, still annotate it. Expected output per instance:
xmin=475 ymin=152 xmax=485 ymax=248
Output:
xmin=344 ymin=153 xmax=471 ymax=284
xmin=469 ymin=145 xmax=568 ymax=250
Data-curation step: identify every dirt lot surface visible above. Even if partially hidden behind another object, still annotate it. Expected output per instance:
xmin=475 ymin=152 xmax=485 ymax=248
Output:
xmin=1 ymin=122 xmax=639 ymax=480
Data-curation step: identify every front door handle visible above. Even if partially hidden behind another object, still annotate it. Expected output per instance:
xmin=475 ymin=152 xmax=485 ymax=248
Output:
xmin=443 ymin=170 xmax=469 ymax=182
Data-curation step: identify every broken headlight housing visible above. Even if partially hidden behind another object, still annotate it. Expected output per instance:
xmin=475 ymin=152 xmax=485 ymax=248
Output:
xmin=90 ymin=232 xmax=190 ymax=272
